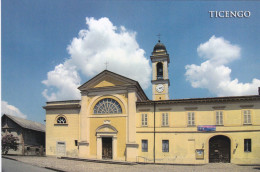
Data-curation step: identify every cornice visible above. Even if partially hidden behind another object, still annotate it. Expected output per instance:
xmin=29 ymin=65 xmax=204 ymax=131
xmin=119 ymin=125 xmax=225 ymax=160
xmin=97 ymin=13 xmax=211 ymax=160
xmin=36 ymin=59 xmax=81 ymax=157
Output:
xmin=43 ymin=104 xmax=81 ymax=110
xmin=150 ymin=55 xmax=170 ymax=63
xmin=137 ymin=95 xmax=260 ymax=105
xmin=151 ymin=79 xmax=170 ymax=86
xmin=46 ymin=100 xmax=80 ymax=105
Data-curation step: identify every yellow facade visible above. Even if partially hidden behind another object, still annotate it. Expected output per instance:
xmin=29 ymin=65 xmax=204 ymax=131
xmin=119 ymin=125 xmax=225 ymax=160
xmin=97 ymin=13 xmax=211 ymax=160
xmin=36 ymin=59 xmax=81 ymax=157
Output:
xmin=45 ymin=108 xmax=79 ymax=157
xmin=44 ymin=41 xmax=260 ymax=165
xmin=136 ymin=102 xmax=260 ymax=164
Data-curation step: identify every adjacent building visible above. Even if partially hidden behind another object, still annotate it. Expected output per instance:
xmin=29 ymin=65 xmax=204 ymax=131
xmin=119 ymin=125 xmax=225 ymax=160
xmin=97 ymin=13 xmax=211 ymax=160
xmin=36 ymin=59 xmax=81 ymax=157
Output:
xmin=1 ymin=114 xmax=45 ymax=155
xmin=44 ymin=40 xmax=260 ymax=164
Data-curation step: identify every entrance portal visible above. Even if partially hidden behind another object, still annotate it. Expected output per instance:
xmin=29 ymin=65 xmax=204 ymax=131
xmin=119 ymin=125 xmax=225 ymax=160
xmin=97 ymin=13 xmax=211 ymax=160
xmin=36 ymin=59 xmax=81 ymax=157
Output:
xmin=209 ymin=135 xmax=230 ymax=163
xmin=102 ymin=137 xmax=112 ymax=159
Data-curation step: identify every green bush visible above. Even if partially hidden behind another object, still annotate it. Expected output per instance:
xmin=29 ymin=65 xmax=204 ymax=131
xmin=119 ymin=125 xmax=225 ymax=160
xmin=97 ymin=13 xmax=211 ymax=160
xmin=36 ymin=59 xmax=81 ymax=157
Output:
xmin=2 ymin=134 xmax=19 ymax=155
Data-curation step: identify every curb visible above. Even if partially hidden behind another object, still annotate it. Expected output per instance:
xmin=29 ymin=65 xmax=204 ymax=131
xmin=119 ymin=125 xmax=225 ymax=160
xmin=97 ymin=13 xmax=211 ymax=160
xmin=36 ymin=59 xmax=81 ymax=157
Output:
xmin=45 ymin=167 xmax=66 ymax=172
xmin=2 ymin=156 xmax=18 ymax=161
xmin=60 ymin=157 xmax=137 ymax=165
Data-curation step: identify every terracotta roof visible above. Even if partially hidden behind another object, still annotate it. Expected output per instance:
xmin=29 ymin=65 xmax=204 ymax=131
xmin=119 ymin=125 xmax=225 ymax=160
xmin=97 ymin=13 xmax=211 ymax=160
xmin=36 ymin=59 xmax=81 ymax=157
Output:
xmin=2 ymin=114 xmax=45 ymax=132
xmin=137 ymin=95 xmax=260 ymax=105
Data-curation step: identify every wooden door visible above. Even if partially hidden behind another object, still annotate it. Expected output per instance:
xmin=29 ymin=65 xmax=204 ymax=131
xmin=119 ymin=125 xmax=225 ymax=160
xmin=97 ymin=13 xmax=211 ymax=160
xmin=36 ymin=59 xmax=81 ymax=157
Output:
xmin=102 ymin=137 xmax=112 ymax=159
xmin=209 ymin=136 xmax=230 ymax=163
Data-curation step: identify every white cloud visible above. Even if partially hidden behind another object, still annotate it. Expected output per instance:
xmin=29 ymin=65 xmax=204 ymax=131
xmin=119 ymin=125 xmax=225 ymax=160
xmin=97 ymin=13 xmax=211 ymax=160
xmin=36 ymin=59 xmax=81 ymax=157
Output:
xmin=185 ymin=35 xmax=260 ymax=96
xmin=42 ymin=61 xmax=81 ymax=101
xmin=42 ymin=17 xmax=151 ymax=101
xmin=1 ymin=101 xmax=27 ymax=118
xmin=197 ymin=35 xmax=240 ymax=65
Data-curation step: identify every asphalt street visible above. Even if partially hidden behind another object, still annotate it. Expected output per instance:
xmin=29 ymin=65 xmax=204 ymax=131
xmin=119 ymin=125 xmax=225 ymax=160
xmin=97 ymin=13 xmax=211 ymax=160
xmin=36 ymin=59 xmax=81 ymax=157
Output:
xmin=2 ymin=158 xmax=55 ymax=172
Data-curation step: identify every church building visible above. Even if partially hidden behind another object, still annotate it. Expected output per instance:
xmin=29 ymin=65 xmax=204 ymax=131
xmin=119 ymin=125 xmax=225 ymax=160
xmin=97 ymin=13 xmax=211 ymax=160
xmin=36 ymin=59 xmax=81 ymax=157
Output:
xmin=44 ymin=40 xmax=260 ymax=164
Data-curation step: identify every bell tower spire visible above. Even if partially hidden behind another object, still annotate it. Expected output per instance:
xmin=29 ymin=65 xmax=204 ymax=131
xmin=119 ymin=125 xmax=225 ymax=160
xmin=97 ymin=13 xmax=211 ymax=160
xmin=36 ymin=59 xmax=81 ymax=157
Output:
xmin=151 ymin=39 xmax=170 ymax=100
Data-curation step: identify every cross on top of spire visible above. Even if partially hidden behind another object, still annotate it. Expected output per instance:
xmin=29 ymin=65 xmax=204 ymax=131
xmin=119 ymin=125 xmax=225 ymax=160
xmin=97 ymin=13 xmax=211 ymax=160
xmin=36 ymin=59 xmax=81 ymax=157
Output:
xmin=105 ymin=61 xmax=109 ymax=70
xmin=157 ymin=33 xmax=161 ymax=42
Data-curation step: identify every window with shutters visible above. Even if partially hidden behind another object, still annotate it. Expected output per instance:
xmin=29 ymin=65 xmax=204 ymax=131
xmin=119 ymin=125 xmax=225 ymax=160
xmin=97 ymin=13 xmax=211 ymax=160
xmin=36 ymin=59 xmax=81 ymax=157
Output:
xmin=188 ymin=112 xmax=195 ymax=126
xmin=142 ymin=114 xmax=148 ymax=126
xmin=243 ymin=110 xmax=251 ymax=124
xmin=162 ymin=113 xmax=169 ymax=126
xmin=216 ymin=111 xmax=223 ymax=125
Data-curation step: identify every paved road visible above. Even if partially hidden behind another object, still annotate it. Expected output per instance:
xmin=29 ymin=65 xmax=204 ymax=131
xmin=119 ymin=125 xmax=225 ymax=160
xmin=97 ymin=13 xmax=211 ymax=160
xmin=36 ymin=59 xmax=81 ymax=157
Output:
xmin=2 ymin=156 xmax=260 ymax=172
xmin=2 ymin=158 xmax=55 ymax=172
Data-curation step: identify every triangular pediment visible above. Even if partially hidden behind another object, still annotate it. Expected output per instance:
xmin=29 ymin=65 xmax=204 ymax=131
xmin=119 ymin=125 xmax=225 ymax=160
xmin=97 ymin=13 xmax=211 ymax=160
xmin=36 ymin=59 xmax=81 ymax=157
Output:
xmin=78 ymin=70 xmax=138 ymax=91
xmin=93 ymin=76 xmax=125 ymax=88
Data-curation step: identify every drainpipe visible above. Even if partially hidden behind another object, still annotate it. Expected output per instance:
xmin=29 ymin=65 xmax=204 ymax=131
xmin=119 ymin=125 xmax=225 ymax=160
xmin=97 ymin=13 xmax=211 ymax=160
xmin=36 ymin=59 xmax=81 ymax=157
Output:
xmin=153 ymin=102 xmax=156 ymax=164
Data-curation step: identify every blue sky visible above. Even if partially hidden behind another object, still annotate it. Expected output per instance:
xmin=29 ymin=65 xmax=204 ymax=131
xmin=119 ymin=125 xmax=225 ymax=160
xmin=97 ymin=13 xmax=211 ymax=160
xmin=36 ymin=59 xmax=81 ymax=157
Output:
xmin=2 ymin=0 xmax=260 ymax=123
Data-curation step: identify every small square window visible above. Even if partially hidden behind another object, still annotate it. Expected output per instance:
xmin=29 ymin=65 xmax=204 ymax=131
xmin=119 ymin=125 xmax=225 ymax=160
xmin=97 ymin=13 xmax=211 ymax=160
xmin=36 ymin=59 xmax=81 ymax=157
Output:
xmin=162 ymin=140 xmax=169 ymax=152
xmin=244 ymin=139 xmax=251 ymax=152
xmin=142 ymin=140 xmax=148 ymax=152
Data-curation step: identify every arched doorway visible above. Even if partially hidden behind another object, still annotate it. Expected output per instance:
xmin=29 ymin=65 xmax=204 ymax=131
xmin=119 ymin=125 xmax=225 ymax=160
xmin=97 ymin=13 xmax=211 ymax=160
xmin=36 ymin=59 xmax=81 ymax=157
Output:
xmin=209 ymin=135 xmax=230 ymax=163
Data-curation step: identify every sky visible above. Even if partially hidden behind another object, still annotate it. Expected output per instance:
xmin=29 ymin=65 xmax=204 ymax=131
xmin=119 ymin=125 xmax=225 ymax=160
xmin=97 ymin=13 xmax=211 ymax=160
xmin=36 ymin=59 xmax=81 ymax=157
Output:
xmin=2 ymin=0 xmax=260 ymax=124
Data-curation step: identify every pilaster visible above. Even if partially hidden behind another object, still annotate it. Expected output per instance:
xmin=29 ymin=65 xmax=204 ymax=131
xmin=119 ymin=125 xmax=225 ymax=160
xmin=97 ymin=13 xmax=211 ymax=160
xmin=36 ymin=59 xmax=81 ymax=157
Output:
xmin=97 ymin=136 xmax=102 ymax=159
xmin=79 ymin=95 xmax=90 ymax=158
xmin=127 ymin=90 xmax=137 ymax=143
xmin=126 ymin=89 xmax=138 ymax=161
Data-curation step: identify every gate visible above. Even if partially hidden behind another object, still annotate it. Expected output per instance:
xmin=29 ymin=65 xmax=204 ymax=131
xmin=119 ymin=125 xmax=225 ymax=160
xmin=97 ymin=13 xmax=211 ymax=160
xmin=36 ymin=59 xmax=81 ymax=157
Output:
xmin=209 ymin=135 xmax=230 ymax=163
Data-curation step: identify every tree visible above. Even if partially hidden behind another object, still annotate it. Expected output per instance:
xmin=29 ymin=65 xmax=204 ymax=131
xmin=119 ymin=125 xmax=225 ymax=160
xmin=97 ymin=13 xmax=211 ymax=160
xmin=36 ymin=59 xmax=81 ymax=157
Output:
xmin=2 ymin=134 xmax=19 ymax=155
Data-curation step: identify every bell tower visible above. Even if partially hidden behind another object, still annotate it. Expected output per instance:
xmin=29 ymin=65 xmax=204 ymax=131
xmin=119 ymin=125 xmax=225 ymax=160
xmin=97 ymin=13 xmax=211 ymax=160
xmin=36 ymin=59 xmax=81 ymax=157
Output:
xmin=151 ymin=40 xmax=170 ymax=100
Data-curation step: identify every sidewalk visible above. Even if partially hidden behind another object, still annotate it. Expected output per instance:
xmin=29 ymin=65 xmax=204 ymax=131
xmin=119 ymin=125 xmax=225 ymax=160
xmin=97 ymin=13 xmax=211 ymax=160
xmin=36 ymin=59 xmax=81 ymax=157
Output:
xmin=2 ymin=155 xmax=260 ymax=172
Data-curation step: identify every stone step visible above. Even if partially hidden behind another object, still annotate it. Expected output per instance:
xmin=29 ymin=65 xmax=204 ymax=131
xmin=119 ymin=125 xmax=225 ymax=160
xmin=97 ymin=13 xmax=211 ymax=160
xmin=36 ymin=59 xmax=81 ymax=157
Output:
xmin=60 ymin=157 xmax=138 ymax=165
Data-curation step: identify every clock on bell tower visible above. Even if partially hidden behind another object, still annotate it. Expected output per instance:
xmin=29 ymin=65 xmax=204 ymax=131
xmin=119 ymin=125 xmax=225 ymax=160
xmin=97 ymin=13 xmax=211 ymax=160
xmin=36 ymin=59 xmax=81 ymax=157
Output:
xmin=151 ymin=40 xmax=170 ymax=100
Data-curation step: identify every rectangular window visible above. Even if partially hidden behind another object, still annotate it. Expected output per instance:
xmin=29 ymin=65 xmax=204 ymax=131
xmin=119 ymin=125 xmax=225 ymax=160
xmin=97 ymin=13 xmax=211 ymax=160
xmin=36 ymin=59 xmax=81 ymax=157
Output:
xmin=188 ymin=112 xmax=195 ymax=126
xmin=216 ymin=111 xmax=223 ymax=125
xmin=243 ymin=110 xmax=251 ymax=124
xmin=244 ymin=139 xmax=251 ymax=152
xmin=162 ymin=113 xmax=169 ymax=126
xmin=162 ymin=140 xmax=169 ymax=152
xmin=142 ymin=114 xmax=148 ymax=126
xmin=142 ymin=140 xmax=148 ymax=152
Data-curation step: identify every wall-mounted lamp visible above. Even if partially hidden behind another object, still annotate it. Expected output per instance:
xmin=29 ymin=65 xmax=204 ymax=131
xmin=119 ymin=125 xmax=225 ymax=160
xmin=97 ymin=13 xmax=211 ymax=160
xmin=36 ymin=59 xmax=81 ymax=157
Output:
xmin=236 ymin=143 xmax=238 ymax=148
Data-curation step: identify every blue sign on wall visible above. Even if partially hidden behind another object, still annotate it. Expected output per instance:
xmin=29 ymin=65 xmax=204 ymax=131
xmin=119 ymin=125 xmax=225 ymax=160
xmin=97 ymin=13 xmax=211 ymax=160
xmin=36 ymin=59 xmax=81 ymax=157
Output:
xmin=197 ymin=125 xmax=216 ymax=131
